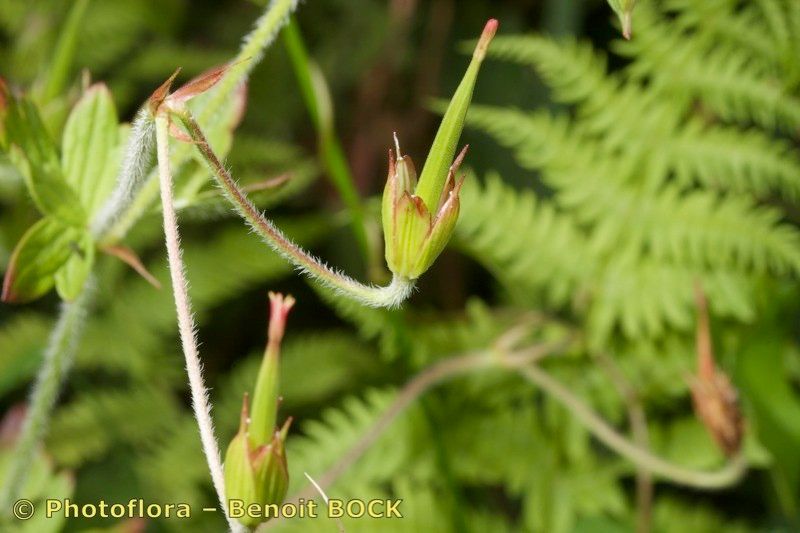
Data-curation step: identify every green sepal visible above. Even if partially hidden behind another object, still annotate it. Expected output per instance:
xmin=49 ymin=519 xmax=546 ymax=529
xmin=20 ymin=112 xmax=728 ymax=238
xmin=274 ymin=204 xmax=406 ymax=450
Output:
xmin=224 ymin=394 xmax=291 ymax=528
xmin=392 ymin=192 xmax=431 ymax=278
xmin=411 ymin=179 xmax=463 ymax=278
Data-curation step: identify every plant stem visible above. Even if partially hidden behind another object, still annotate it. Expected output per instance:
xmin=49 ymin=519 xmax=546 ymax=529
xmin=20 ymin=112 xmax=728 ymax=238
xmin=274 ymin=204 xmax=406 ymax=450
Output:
xmin=93 ymin=108 xmax=156 ymax=240
xmin=2 ymin=98 xmax=156 ymax=512
xmin=272 ymin=339 xmax=746 ymax=525
xmin=174 ymin=108 xmax=415 ymax=308
xmin=105 ymin=0 xmax=301 ymax=243
xmin=516 ymin=364 xmax=747 ymax=489
xmin=282 ymin=18 xmax=374 ymax=269
xmin=0 ymin=281 xmax=92 ymax=512
xmin=275 ymin=342 xmax=559 ymax=515
xmin=155 ymin=114 xmax=242 ymax=533
xmin=595 ymin=352 xmax=653 ymax=533
xmin=40 ymin=0 xmax=90 ymax=102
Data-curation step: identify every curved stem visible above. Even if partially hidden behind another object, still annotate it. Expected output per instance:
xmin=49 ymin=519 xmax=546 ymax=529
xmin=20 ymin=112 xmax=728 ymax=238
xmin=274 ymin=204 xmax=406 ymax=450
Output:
xmin=155 ymin=115 xmax=242 ymax=533
xmin=104 ymin=0 xmax=301 ymax=243
xmin=517 ymin=364 xmax=747 ymax=489
xmin=270 ymin=340 xmax=746 ymax=528
xmin=174 ymin=108 xmax=415 ymax=308
xmin=0 ymin=281 xmax=92 ymax=511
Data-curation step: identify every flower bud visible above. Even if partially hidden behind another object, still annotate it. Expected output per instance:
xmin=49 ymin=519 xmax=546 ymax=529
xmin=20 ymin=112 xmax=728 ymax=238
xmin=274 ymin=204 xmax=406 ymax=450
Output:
xmin=224 ymin=395 xmax=292 ymax=528
xmin=690 ymin=285 xmax=743 ymax=456
xmin=382 ymin=139 xmax=467 ymax=279
xmin=223 ymin=292 xmax=295 ymax=527
xmin=381 ymin=19 xmax=497 ymax=279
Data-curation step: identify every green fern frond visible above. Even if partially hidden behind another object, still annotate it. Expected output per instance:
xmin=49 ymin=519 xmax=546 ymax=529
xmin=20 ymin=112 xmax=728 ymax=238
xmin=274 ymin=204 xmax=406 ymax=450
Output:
xmin=457 ymin=175 xmax=590 ymax=307
xmin=286 ymin=388 xmax=425 ymax=496
xmin=456 ymin=176 xmax=762 ymax=344
xmin=46 ymin=386 xmax=180 ymax=467
xmin=76 ymin=217 xmax=328 ymax=377
xmin=485 ymin=35 xmax=610 ymax=109
xmin=669 ymin=120 xmax=800 ymax=197
xmin=467 ymin=103 xmax=800 ymax=199
xmin=617 ymin=3 xmax=800 ymax=130
xmin=665 ymin=0 xmax=776 ymax=71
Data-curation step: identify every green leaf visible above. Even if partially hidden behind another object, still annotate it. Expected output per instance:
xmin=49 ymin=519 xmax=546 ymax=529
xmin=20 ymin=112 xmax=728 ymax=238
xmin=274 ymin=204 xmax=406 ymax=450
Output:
xmin=61 ymin=83 xmax=120 ymax=217
xmin=55 ymin=230 xmax=94 ymax=301
xmin=4 ymin=94 xmax=85 ymax=225
xmin=1 ymin=217 xmax=81 ymax=303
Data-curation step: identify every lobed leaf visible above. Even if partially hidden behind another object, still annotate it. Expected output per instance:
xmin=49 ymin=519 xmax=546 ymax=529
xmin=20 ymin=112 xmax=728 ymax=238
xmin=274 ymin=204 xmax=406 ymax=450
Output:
xmin=3 ymin=93 xmax=85 ymax=225
xmin=61 ymin=83 xmax=120 ymax=217
xmin=1 ymin=217 xmax=82 ymax=303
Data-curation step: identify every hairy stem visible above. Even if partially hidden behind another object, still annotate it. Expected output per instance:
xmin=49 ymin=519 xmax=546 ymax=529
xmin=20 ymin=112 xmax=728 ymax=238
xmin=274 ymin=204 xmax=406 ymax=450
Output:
xmin=174 ymin=108 xmax=415 ymax=308
xmin=0 ymin=281 xmax=92 ymax=511
xmin=106 ymin=0 xmax=301 ymax=242
xmin=1 ymin=106 xmax=158 ymax=508
xmin=93 ymin=108 xmax=156 ymax=240
xmin=155 ymin=115 xmax=242 ymax=533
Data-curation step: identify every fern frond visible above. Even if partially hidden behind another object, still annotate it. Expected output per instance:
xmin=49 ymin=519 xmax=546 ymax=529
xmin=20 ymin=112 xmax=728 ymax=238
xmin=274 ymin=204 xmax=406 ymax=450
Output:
xmin=618 ymin=3 xmax=800 ymax=131
xmin=456 ymin=177 xmax=762 ymax=344
xmin=457 ymin=175 xmax=590 ymax=307
xmin=286 ymin=388 xmax=424 ymax=496
xmin=46 ymin=386 xmax=180 ymax=467
xmin=312 ymin=283 xmax=412 ymax=361
xmin=578 ymin=180 xmax=800 ymax=277
xmin=486 ymin=35 xmax=609 ymax=109
xmin=665 ymin=0 xmax=777 ymax=71
xmin=669 ymin=120 xmax=800 ymax=198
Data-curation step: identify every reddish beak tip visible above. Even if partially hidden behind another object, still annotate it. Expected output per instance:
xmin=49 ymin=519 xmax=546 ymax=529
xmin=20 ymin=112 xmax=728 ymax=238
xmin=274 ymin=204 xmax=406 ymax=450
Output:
xmin=476 ymin=19 xmax=499 ymax=59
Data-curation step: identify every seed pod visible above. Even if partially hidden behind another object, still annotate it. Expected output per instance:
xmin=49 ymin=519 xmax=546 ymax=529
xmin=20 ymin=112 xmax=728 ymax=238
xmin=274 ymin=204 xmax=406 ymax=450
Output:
xmin=381 ymin=20 xmax=497 ymax=280
xmin=223 ymin=292 xmax=295 ymax=527
xmin=690 ymin=284 xmax=744 ymax=456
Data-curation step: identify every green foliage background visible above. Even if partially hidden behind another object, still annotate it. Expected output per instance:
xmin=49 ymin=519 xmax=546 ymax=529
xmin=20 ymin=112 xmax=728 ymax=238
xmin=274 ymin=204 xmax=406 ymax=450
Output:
xmin=1 ymin=0 xmax=800 ymax=531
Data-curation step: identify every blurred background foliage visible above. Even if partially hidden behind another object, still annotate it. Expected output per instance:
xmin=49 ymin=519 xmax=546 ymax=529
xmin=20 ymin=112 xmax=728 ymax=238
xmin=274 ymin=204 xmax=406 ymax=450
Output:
xmin=1 ymin=0 xmax=800 ymax=532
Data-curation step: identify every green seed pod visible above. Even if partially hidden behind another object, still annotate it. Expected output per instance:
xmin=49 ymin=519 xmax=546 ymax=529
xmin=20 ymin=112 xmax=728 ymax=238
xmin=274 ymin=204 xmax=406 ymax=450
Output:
xmin=223 ymin=292 xmax=294 ymax=528
xmin=381 ymin=19 xmax=497 ymax=280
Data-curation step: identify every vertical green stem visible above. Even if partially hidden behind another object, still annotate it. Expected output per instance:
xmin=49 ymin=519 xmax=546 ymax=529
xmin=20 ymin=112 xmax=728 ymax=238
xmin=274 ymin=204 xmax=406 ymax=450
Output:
xmin=0 ymin=281 xmax=92 ymax=511
xmin=155 ymin=114 xmax=242 ymax=533
xmin=41 ymin=0 xmax=91 ymax=103
xmin=282 ymin=18 xmax=374 ymax=268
